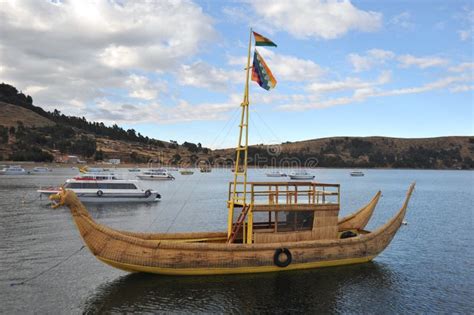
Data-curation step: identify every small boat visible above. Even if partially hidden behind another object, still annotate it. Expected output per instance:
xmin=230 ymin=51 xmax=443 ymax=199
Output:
xmin=266 ymin=170 xmax=287 ymax=177
xmin=167 ymin=167 xmax=179 ymax=171
xmin=74 ymin=173 xmax=122 ymax=181
xmin=200 ymin=166 xmax=211 ymax=173
xmin=38 ymin=179 xmax=160 ymax=203
xmin=128 ymin=168 xmax=141 ymax=172
xmin=0 ymin=165 xmax=28 ymax=175
xmin=33 ymin=166 xmax=52 ymax=173
xmin=289 ymin=170 xmax=315 ymax=180
xmin=80 ymin=166 xmax=110 ymax=174
xmin=180 ymin=170 xmax=194 ymax=175
xmin=350 ymin=171 xmax=365 ymax=177
xmin=137 ymin=169 xmax=175 ymax=180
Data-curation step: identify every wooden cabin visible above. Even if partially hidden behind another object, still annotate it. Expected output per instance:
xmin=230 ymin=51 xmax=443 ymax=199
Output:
xmin=227 ymin=182 xmax=341 ymax=244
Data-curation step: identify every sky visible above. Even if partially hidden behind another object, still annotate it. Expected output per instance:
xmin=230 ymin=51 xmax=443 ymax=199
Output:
xmin=0 ymin=0 xmax=472 ymax=148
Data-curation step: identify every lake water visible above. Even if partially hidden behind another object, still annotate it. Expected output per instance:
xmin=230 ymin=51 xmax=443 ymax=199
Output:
xmin=0 ymin=168 xmax=472 ymax=313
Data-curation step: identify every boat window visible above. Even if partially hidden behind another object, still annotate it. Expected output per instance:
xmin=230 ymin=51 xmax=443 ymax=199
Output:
xmin=276 ymin=211 xmax=314 ymax=232
xmin=82 ymin=183 xmax=98 ymax=189
xmin=66 ymin=183 xmax=83 ymax=189
xmin=97 ymin=183 xmax=137 ymax=189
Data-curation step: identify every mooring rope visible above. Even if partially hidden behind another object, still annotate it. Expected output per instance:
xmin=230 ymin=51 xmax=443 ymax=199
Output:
xmin=144 ymin=107 xmax=240 ymax=232
xmin=10 ymin=245 xmax=85 ymax=286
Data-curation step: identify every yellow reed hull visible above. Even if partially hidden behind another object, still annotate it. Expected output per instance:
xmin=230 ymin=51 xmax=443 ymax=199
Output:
xmin=98 ymin=255 xmax=376 ymax=276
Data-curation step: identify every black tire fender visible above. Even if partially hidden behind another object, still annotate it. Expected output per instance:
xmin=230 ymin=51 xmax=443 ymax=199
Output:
xmin=340 ymin=231 xmax=358 ymax=239
xmin=274 ymin=248 xmax=292 ymax=267
xmin=97 ymin=190 xmax=103 ymax=197
xmin=144 ymin=189 xmax=152 ymax=197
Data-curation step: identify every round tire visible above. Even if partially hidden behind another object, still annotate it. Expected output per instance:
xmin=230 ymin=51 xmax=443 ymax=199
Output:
xmin=96 ymin=190 xmax=103 ymax=197
xmin=144 ymin=189 xmax=152 ymax=197
xmin=340 ymin=231 xmax=358 ymax=239
xmin=273 ymin=248 xmax=292 ymax=268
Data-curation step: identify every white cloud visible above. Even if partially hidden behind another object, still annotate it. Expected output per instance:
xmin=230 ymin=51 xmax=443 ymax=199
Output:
xmin=389 ymin=11 xmax=414 ymax=29
xmin=228 ymin=49 xmax=325 ymax=82
xmin=398 ymin=54 xmax=449 ymax=69
xmin=449 ymin=62 xmax=474 ymax=73
xmin=348 ymin=49 xmax=395 ymax=72
xmin=307 ymin=71 xmax=391 ymax=93
xmin=257 ymin=48 xmax=325 ymax=82
xmin=458 ymin=30 xmax=472 ymax=41
xmin=125 ymin=75 xmax=166 ymax=100
xmin=0 ymin=0 xmax=215 ymax=112
xmin=89 ymin=94 xmax=242 ymax=125
xmin=450 ymin=85 xmax=474 ymax=93
xmin=176 ymin=62 xmax=242 ymax=91
xmin=250 ymin=0 xmax=382 ymax=40
xmin=280 ymin=74 xmax=470 ymax=111
xmin=456 ymin=7 xmax=474 ymax=41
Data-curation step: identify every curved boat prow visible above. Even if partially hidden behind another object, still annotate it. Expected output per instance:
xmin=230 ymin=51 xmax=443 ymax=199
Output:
xmin=338 ymin=191 xmax=381 ymax=231
xmin=364 ymin=183 xmax=416 ymax=258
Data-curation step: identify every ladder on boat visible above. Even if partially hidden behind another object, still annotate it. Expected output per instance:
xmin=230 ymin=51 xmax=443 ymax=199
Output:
xmin=227 ymin=204 xmax=251 ymax=243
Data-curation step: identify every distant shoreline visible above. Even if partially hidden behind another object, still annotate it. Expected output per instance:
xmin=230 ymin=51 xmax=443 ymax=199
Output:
xmin=0 ymin=161 xmax=471 ymax=171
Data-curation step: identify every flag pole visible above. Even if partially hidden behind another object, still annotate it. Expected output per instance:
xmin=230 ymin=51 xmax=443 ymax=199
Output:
xmin=227 ymin=28 xmax=253 ymax=240
xmin=243 ymin=27 xmax=253 ymax=104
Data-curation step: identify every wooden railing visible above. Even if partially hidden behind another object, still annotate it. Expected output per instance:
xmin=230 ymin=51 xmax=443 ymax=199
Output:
xmin=228 ymin=181 xmax=340 ymax=209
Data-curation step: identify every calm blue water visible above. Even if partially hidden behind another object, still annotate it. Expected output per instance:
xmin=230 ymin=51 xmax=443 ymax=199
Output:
xmin=0 ymin=168 xmax=472 ymax=313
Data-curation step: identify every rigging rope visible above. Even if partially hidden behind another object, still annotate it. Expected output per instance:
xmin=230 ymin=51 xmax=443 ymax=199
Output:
xmin=144 ymin=107 xmax=240 ymax=232
xmin=10 ymin=246 xmax=85 ymax=286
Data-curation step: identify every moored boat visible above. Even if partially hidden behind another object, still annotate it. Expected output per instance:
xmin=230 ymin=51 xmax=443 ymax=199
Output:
xmin=0 ymin=165 xmax=28 ymax=175
xmin=266 ymin=170 xmax=287 ymax=177
xmin=73 ymin=173 xmax=122 ymax=181
xmin=39 ymin=178 xmax=160 ymax=203
xmin=289 ymin=170 xmax=315 ymax=180
xmin=137 ymin=169 xmax=175 ymax=180
xmin=200 ymin=166 xmax=211 ymax=173
xmin=350 ymin=171 xmax=365 ymax=177
xmin=180 ymin=170 xmax=194 ymax=175
xmin=48 ymin=29 xmax=415 ymax=277
xmin=80 ymin=166 xmax=110 ymax=173
xmin=33 ymin=166 xmax=52 ymax=173
xmin=128 ymin=168 xmax=141 ymax=172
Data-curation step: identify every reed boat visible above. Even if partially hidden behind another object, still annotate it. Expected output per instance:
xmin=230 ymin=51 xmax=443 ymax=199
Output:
xmin=49 ymin=29 xmax=415 ymax=276
xmin=50 ymin=183 xmax=413 ymax=275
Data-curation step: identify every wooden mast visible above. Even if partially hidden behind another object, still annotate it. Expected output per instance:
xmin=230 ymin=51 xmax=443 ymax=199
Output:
xmin=227 ymin=28 xmax=253 ymax=239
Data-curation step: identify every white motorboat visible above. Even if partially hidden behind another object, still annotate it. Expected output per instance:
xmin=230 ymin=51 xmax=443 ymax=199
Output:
xmin=38 ymin=179 xmax=160 ymax=203
xmin=289 ymin=170 xmax=315 ymax=180
xmin=33 ymin=166 xmax=52 ymax=173
xmin=80 ymin=166 xmax=110 ymax=173
xmin=0 ymin=165 xmax=28 ymax=175
xmin=137 ymin=169 xmax=175 ymax=180
xmin=266 ymin=170 xmax=287 ymax=177
xmin=73 ymin=173 xmax=122 ymax=181
xmin=350 ymin=171 xmax=365 ymax=177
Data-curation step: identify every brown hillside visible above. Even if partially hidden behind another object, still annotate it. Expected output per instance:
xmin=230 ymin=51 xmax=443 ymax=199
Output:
xmin=0 ymin=102 xmax=55 ymax=128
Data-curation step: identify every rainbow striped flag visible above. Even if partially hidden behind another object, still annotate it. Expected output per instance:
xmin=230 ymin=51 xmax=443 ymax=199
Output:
xmin=253 ymin=31 xmax=277 ymax=47
xmin=251 ymin=50 xmax=277 ymax=90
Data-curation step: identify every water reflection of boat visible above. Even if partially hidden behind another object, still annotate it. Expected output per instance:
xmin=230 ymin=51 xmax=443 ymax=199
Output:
xmin=83 ymin=262 xmax=391 ymax=313
xmin=49 ymin=29 xmax=415 ymax=277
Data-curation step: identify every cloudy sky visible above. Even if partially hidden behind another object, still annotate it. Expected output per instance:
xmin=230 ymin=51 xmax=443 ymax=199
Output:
xmin=0 ymin=0 xmax=472 ymax=148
